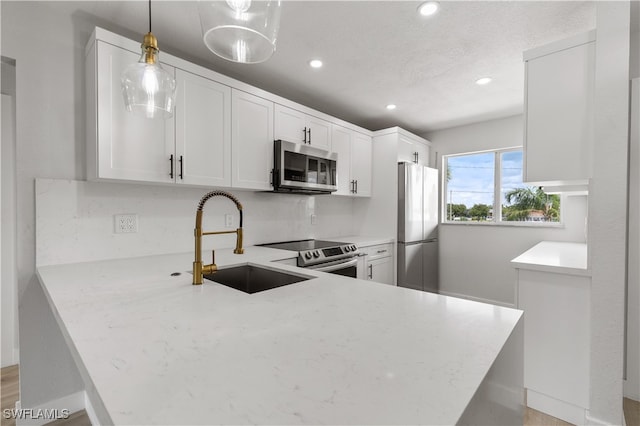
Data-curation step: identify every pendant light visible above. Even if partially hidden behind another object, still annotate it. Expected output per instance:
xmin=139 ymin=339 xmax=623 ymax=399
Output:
xmin=198 ymin=0 xmax=282 ymax=64
xmin=121 ymin=0 xmax=176 ymax=119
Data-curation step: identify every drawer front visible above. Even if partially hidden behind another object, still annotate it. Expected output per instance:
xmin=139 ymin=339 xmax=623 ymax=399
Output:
xmin=363 ymin=243 xmax=393 ymax=261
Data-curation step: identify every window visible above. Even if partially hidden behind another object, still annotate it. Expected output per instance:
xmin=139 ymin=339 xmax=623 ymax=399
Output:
xmin=444 ymin=148 xmax=560 ymax=224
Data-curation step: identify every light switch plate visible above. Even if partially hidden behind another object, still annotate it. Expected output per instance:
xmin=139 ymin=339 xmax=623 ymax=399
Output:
xmin=225 ymin=214 xmax=233 ymax=228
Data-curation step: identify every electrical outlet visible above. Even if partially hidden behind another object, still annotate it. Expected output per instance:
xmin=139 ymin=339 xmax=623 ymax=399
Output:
xmin=310 ymin=214 xmax=317 ymax=225
xmin=225 ymin=214 xmax=233 ymax=228
xmin=114 ymin=214 xmax=138 ymax=234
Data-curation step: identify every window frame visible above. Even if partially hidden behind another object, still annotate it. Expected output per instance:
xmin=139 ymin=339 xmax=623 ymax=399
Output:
xmin=442 ymin=147 xmax=564 ymax=227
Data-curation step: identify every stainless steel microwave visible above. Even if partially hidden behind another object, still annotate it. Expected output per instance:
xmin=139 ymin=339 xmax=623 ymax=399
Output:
xmin=273 ymin=140 xmax=338 ymax=194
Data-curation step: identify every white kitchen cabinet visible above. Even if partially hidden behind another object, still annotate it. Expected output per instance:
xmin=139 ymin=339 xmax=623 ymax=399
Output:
xmin=175 ymin=69 xmax=231 ymax=187
xmin=361 ymin=243 xmax=394 ymax=285
xmin=88 ymin=40 xmax=175 ymax=184
xmin=398 ymin=134 xmax=429 ymax=166
xmin=87 ymin=41 xmax=232 ymax=187
xmin=331 ymin=125 xmax=372 ymax=197
xmin=274 ymin=104 xmax=331 ymax=150
xmin=231 ymin=89 xmax=275 ymax=190
xmin=523 ymin=30 xmax=595 ymax=188
xmin=511 ymin=242 xmax=590 ymax=425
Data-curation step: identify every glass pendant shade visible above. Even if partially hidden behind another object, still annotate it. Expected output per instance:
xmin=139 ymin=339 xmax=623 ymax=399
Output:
xmin=121 ymin=33 xmax=177 ymax=119
xmin=198 ymin=0 xmax=282 ymax=64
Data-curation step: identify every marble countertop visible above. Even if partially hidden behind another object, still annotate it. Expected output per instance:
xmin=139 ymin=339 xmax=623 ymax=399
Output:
xmin=38 ymin=246 xmax=522 ymax=425
xmin=511 ymin=241 xmax=589 ymax=276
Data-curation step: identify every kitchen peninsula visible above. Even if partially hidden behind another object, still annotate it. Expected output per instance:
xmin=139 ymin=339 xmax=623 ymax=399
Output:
xmin=37 ymin=247 xmax=523 ymax=425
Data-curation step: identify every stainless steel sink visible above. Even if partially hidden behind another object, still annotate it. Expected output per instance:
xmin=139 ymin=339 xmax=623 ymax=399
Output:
xmin=203 ymin=264 xmax=311 ymax=294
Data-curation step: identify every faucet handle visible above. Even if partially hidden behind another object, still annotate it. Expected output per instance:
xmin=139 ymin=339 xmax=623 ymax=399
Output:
xmin=212 ymin=249 xmax=215 ymax=265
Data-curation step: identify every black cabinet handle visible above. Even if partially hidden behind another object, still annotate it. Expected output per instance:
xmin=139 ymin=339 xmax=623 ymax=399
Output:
xmin=169 ymin=154 xmax=174 ymax=179
xmin=179 ymin=155 xmax=184 ymax=179
xmin=355 ymin=180 xmax=358 ymax=194
xmin=368 ymin=264 xmax=373 ymax=279
xmin=303 ymin=127 xmax=307 ymax=143
xmin=307 ymin=128 xmax=311 ymax=144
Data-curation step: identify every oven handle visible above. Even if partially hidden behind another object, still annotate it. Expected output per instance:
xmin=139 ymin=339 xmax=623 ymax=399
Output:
xmin=306 ymin=257 xmax=358 ymax=272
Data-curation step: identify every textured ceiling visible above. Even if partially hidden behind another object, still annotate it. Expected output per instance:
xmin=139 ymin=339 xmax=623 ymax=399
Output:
xmin=32 ymin=1 xmax=596 ymax=134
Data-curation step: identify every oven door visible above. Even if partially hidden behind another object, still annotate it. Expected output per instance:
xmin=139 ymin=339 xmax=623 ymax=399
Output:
xmin=306 ymin=257 xmax=357 ymax=278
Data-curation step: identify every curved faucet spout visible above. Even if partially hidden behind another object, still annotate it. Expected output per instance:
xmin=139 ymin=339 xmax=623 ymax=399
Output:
xmin=193 ymin=190 xmax=244 ymax=285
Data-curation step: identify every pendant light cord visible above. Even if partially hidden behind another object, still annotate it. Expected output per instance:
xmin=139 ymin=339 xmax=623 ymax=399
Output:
xmin=148 ymin=0 xmax=152 ymax=33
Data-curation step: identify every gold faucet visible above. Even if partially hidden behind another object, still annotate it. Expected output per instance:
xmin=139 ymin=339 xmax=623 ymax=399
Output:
xmin=192 ymin=190 xmax=244 ymax=285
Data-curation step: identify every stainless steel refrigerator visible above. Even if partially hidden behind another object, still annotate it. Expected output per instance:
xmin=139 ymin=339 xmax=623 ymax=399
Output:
xmin=397 ymin=163 xmax=439 ymax=293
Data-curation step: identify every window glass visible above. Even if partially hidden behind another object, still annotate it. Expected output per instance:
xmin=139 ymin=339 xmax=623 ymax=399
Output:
xmin=444 ymin=149 xmax=561 ymax=224
xmin=445 ymin=152 xmax=494 ymax=222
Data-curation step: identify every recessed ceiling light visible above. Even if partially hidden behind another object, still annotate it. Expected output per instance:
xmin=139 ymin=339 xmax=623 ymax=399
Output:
xmin=475 ymin=77 xmax=493 ymax=85
xmin=309 ymin=59 xmax=323 ymax=68
xmin=386 ymin=104 xmax=397 ymax=110
xmin=418 ymin=1 xmax=440 ymax=17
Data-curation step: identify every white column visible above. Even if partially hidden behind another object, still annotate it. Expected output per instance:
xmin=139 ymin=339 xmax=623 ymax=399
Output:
xmin=587 ymin=2 xmax=631 ymax=424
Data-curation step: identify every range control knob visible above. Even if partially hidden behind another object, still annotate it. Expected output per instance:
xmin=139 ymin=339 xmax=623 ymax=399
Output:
xmin=313 ymin=250 xmax=320 ymax=258
xmin=351 ymin=245 xmax=357 ymax=251
xmin=304 ymin=252 xmax=313 ymax=260
xmin=344 ymin=246 xmax=351 ymax=252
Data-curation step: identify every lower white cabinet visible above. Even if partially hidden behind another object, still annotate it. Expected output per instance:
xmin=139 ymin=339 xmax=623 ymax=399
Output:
xmin=331 ymin=125 xmax=372 ymax=197
xmin=231 ymin=89 xmax=275 ymax=190
xmin=361 ymin=243 xmax=394 ymax=285
xmin=515 ymin=268 xmax=590 ymax=425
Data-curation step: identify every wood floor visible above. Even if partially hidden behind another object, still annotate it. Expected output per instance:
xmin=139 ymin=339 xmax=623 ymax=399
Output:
xmin=2 ymin=364 xmax=639 ymax=425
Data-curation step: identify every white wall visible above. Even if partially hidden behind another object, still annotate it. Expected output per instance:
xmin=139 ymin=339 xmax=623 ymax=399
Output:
xmin=1 ymin=1 xmax=356 ymax=409
xmin=626 ymin=9 xmax=640 ymax=401
xmin=425 ymin=115 xmax=588 ymax=306
xmin=2 ymin=57 xmax=19 ymax=368
xmin=35 ymin=179 xmax=354 ymax=267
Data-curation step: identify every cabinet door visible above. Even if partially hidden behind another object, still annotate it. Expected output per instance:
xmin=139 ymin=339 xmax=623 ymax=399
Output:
xmin=175 ymin=69 xmax=231 ymax=187
xmin=306 ymin=115 xmax=331 ymax=150
xmin=524 ymin=41 xmax=595 ymax=185
xmin=274 ymin=104 xmax=307 ymax=144
xmin=398 ymin=135 xmax=418 ymax=164
xmin=96 ymin=41 xmax=174 ymax=183
xmin=331 ymin=125 xmax=353 ymax=195
xmin=369 ymin=257 xmax=394 ymax=285
xmin=231 ymin=90 xmax=274 ymax=190
xmin=350 ymin=132 xmax=372 ymax=197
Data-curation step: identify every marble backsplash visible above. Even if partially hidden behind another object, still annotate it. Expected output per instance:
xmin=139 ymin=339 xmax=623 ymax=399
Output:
xmin=35 ymin=179 xmax=355 ymax=266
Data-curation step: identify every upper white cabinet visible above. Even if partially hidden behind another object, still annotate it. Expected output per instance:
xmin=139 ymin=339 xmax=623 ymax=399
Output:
xmin=231 ymin=89 xmax=274 ymax=191
xmin=88 ymin=40 xmax=176 ymax=184
xmin=523 ymin=31 xmax=595 ymax=188
xmin=398 ymin=134 xmax=429 ymax=166
xmin=87 ymin=40 xmax=232 ymax=187
xmin=175 ymin=69 xmax=231 ymax=187
xmin=275 ymin=104 xmax=331 ymax=150
xmin=331 ymin=125 xmax=372 ymax=197
xmin=86 ymin=27 xmax=372 ymax=193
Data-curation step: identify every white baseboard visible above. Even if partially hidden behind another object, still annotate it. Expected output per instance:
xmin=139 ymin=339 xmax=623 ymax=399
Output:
xmin=527 ymin=389 xmax=586 ymax=425
xmin=438 ymin=290 xmax=516 ymax=309
xmin=15 ymin=391 xmax=85 ymax=426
